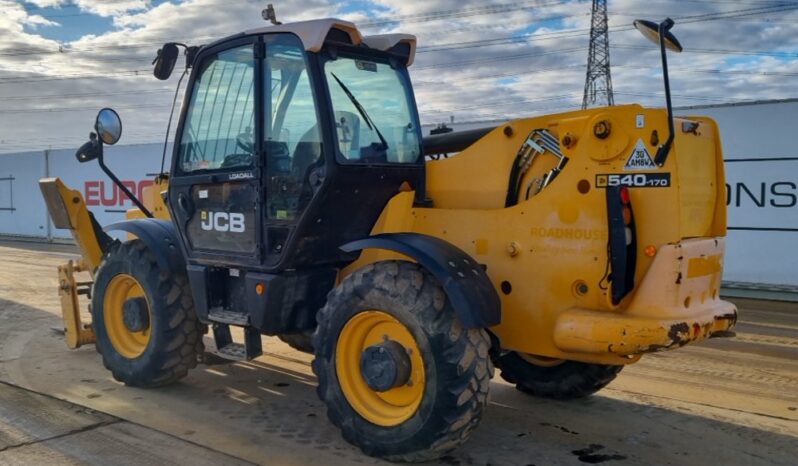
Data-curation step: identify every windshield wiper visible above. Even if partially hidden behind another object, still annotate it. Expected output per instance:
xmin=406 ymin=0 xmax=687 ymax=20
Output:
xmin=330 ymin=72 xmax=389 ymax=151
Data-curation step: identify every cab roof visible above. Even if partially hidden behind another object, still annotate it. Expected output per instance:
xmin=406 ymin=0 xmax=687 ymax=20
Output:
xmin=243 ymin=18 xmax=417 ymax=66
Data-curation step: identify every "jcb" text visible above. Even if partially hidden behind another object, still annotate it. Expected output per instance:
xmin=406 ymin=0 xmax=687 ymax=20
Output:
xmin=201 ymin=212 xmax=245 ymax=233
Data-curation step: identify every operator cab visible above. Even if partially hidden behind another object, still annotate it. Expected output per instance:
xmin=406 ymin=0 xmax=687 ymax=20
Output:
xmin=166 ymin=19 xmax=424 ymax=272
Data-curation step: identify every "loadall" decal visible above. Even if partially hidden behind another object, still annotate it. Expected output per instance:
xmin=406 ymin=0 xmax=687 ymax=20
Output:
xmin=625 ymin=139 xmax=656 ymax=170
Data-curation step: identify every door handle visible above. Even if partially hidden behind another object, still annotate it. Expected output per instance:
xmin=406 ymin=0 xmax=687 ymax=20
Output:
xmin=177 ymin=192 xmax=194 ymax=217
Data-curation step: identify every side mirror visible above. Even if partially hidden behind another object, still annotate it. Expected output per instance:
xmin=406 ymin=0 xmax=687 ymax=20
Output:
xmin=633 ymin=19 xmax=683 ymax=53
xmin=153 ymin=42 xmax=180 ymax=80
xmin=95 ymin=108 xmax=123 ymax=145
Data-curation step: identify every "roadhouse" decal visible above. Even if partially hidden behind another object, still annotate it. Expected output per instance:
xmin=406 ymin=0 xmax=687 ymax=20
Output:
xmin=596 ymin=172 xmax=671 ymax=188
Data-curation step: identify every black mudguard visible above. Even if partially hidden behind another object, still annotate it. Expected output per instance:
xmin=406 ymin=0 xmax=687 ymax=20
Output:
xmin=341 ymin=233 xmax=501 ymax=328
xmin=104 ymin=219 xmax=186 ymax=273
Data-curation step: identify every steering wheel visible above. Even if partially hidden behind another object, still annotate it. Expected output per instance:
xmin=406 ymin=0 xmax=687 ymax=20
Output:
xmin=236 ymin=128 xmax=255 ymax=154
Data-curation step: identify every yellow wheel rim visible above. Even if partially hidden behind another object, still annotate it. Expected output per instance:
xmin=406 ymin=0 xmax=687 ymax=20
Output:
xmin=335 ymin=310 xmax=425 ymax=427
xmin=103 ymin=273 xmax=151 ymax=359
xmin=519 ymin=353 xmax=565 ymax=367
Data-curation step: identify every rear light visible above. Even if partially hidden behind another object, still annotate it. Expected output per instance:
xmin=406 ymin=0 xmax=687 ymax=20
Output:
xmin=620 ymin=186 xmax=631 ymax=204
xmin=606 ymin=186 xmax=637 ymax=304
xmin=622 ymin=206 xmax=633 ymax=228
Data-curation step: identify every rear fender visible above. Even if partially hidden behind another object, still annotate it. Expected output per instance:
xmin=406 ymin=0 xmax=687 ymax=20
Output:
xmin=341 ymin=232 xmax=501 ymax=328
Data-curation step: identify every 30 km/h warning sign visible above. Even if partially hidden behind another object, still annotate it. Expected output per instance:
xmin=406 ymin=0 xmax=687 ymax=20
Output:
xmin=625 ymin=139 xmax=656 ymax=170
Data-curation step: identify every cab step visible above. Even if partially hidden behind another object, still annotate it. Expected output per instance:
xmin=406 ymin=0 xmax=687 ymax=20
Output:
xmin=208 ymin=308 xmax=249 ymax=326
xmin=211 ymin=324 xmax=262 ymax=361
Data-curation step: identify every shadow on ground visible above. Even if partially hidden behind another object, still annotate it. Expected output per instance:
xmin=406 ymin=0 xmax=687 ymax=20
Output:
xmin=1 ymin=298 xmax=796 ymax=466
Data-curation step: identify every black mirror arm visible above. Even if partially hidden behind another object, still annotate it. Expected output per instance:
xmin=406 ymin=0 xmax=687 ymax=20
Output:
xmin=96 ymin=142 xmax=154 ymax=218
xmin=654 ymin=18 xmax=676 ymax=167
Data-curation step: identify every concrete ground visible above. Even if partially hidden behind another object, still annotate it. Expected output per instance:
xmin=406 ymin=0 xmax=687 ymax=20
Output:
xmin=0 ymin=240 xmax=796 ymax=465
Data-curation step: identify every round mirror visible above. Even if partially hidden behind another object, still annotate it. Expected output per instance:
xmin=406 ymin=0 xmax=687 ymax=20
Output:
xmin=633 ymin=19 xmax=683 ymax=53
xmin=95 ymin=108 xmax=122 ymax=145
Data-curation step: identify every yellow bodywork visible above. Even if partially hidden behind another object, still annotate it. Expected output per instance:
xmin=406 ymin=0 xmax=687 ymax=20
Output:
xmin=39 ymin=177 xmax=105 ymax=348
xmin=39 ymin=177 xmax=105 ymax=271
xmin=345 ymin=104 xmax=736 ymax=366
xmin=126 ymin=176 xmax=171 ymax=221
xmin=41 ymin=104 xmax=737 ymax=365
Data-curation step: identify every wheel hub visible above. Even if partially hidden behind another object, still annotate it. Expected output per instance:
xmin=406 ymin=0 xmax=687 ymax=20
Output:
xmin=335 ymin=310 xmax=426 ymax=426
xmin=122 ymin=296 xmax=150 ymax=332
xmin=360 ymin=340 xmax=412 ymax=392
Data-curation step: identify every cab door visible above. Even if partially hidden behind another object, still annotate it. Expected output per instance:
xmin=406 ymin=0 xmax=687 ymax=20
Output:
xmin=168 ymin=37 xmax=263 ymax=267
xmin=260 ymin=34 xmax=326 ymax=268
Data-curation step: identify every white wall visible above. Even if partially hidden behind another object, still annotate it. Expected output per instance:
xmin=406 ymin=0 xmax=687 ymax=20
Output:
xmin=1 ymin=100 xmax=796 ymax=286
xmin=0 ymin=144 xmax=164 ymax=240
xmin=682 ymin=100 xmax=797 ymax=287
xmin=0 ymin=150 xmax=47 ymax=237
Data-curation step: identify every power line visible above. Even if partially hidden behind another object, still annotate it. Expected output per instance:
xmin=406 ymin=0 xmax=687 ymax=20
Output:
xmin=0 ymin=69 xmax=154 ymax=84
xmin=614 ymin=64 xmax=798 ymax=77
xmin=2 ymin=60 xmax=793 ymax=109
xmin=0 ymin=1 xmax=570 ymax=58
xmin=612 ymin=44 xmax=798 ymax=58
xmin=413 ymin=64 xmax=587 ymax=85
xmin=414 ymin=4 xmax=798 ymax=55
xmin=414 ymin=47 xmax=586 ymax=70
xmin=1 ymin=0 xmax=795 ymax=67
xmin=0 ymin=103 xmax=173 ymax=115
xmin=358 ymin=0 xmax=569 ymax=28
xmin=0 ymin=88 xmax=175 ymax=102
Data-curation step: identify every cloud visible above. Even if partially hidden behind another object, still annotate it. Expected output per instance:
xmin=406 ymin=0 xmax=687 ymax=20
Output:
xmin=74 ymin=0 xmax=151 ymax=17
xmin=0 ymin=0 xmax=797 ymax=153
xmin=24 ymin=0 xmax=67 ymax=7
xmin=22 ymin=13 xmax=59 ymax=27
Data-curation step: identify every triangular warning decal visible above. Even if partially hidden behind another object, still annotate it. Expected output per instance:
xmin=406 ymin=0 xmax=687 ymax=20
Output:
xmin=625 ymin=139 xmax=656 ymax=170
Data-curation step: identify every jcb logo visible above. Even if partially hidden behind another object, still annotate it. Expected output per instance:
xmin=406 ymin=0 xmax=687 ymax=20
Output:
xmin=201 ymin=211 xmax=245 ymax=233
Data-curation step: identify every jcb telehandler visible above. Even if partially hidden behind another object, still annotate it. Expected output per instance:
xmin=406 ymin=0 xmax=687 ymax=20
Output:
xmin=40 ymin=16 xmax=737 ymax=461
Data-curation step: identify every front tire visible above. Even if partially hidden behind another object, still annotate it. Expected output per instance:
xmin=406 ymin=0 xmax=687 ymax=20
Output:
xmin=312 ymin=261 xmax=492 ymax=462
xmin=91 ymin=240 xmax=204 ymax=387
xmin=495 ymin=352 xmax=622 ymax=399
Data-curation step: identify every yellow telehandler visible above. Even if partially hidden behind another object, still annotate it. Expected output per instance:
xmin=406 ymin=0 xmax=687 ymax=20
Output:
xmin=39 ymin=16 xmax=736 ymax=462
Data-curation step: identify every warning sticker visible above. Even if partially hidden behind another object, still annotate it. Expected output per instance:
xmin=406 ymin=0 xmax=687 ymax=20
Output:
xmin=624 ymin=139 xmax=656 ymax=170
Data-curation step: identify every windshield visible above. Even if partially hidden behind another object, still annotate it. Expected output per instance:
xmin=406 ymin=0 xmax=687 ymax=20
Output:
xmin=324 ymin=56 xmax=421 ymax=164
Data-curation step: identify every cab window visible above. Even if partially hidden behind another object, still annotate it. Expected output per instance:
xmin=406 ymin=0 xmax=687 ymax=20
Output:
xmin=179 ymin=44 xmax=255 ymax=172
xmin=324 ymin=56 xmax=421 ymax=164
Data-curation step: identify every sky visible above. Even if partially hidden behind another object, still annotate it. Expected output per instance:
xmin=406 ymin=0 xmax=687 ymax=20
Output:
xmin=0 ymin=0 xmax=797 ymax=153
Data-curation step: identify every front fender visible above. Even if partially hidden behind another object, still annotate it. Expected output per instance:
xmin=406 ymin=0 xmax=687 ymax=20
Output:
xmin=104 ymin=219 xmax=185 ymax=272
xmin=341 ymin=233 xmax=501 ymax=328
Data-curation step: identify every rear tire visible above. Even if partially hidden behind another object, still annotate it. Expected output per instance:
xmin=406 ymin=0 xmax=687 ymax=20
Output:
xmin=313 ymin=261 xmax=492 ymax=462
xmin=91 ymin=240 xmax=204 ymax=388
xmin=495 ymin=352 xmax=622 ymax=399
xmin=278 ymin=331 xmax=314 ymax=353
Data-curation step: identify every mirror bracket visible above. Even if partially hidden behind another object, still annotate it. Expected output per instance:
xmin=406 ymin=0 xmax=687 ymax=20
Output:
xmin=634 ymin=17 xmax=683 ymax=167
xmin=75 ymin=109 xmax=154 ymax=218
xmin=653 ymin=18 xmax=676 ymax=167
xmin=94 ymin=139 xmax=154 ymax=218
xmin=75 ymin=132 xmax=100 ymax=163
